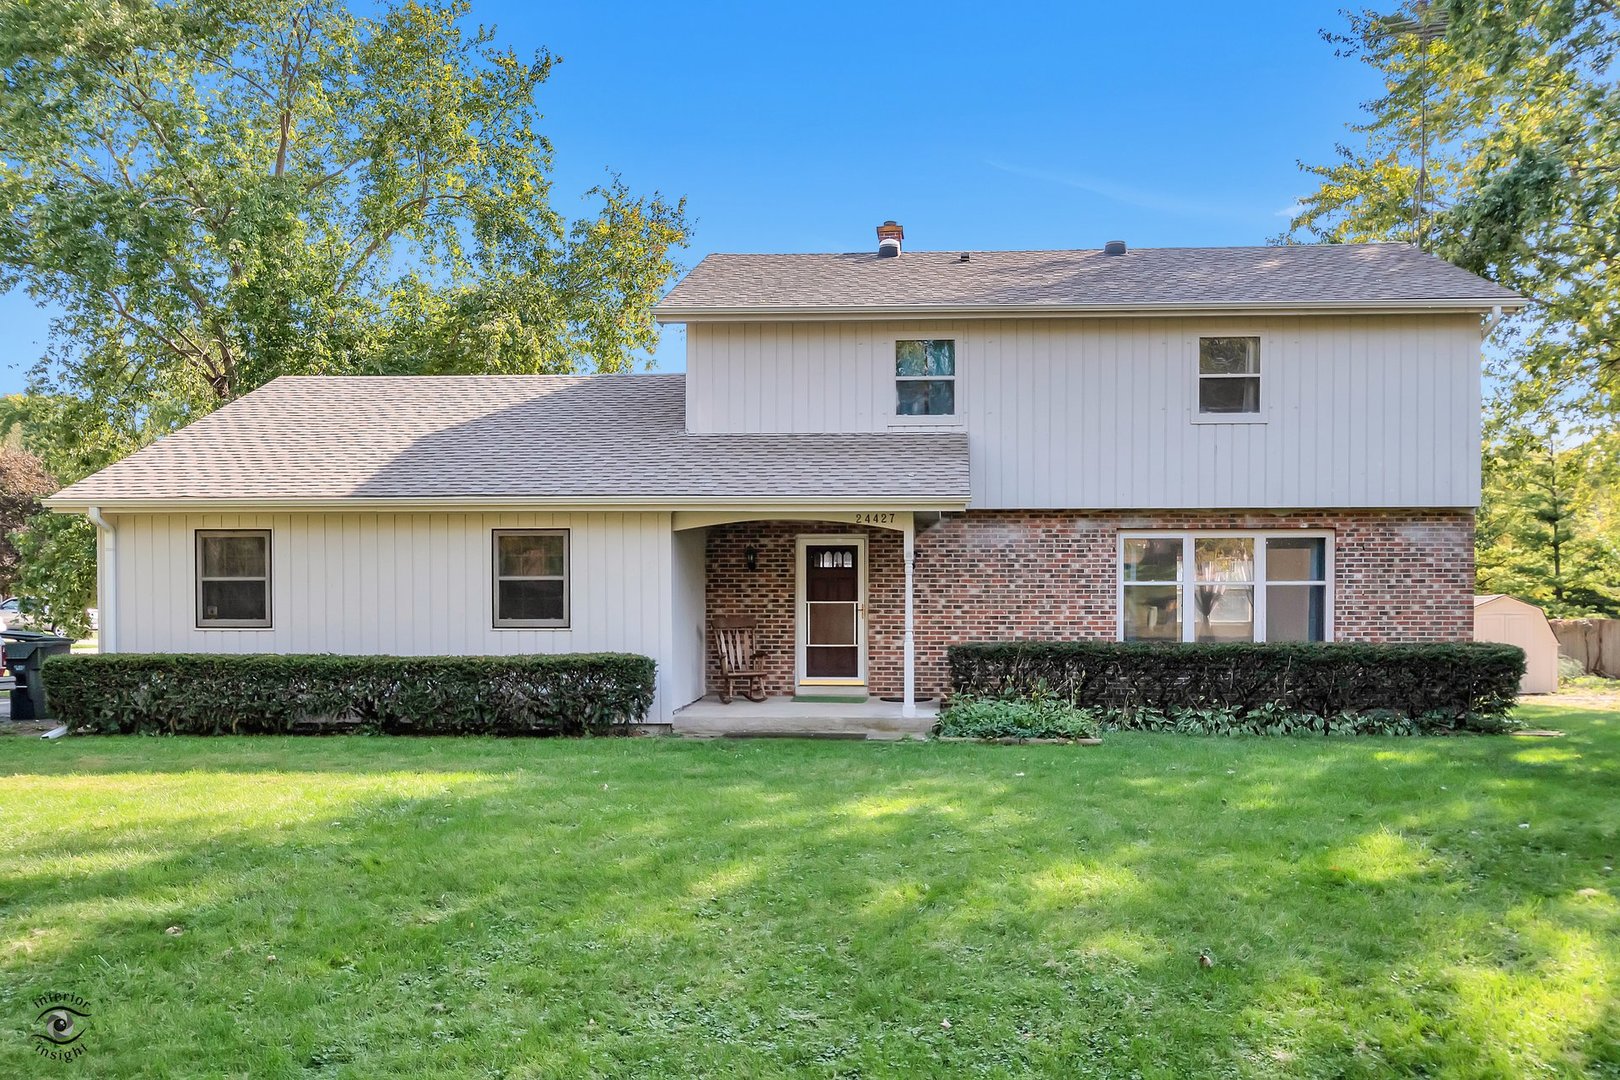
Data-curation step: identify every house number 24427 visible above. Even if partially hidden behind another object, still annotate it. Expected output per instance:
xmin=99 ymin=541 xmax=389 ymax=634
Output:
xmin=854 ymin=512 xmax=897 ymax=525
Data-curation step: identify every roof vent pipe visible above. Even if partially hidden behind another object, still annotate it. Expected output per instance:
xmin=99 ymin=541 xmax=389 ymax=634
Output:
xmin=1103 ymin=240 xmax=1127 ymax=256
xmin=877 ymin=220 xmax=904 ymax=257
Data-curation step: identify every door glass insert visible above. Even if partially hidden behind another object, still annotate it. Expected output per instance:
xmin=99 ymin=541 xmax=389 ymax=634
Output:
xmin=804 ymin=544 xmax=860 ymax=678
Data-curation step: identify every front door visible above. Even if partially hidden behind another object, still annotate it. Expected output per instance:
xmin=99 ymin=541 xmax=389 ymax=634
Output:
xmin=801 ymin=540 xmax=864 ymax=683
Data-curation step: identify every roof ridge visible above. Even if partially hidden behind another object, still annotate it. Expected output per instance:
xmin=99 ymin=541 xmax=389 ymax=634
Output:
xmin=696 ymin=242 xmax=1420 ymax=258
xmin=263 ymin=372 xmax=686 ymax=383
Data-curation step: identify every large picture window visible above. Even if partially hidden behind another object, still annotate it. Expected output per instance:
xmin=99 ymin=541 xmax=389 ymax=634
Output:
xmin=1120 ymin=532 xmax=1329 ymax=643
xmin=895 ymin=339 xmax=956 ymax=416
xmin=196 ymin=530 xmax=271 ymax=628
xmin=493 ymin=530 xmax=569 ymax=628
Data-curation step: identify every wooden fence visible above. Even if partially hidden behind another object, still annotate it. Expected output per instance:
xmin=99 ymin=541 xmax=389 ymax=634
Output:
xmin=1550 ymin=618 xmax=1620 ymax=678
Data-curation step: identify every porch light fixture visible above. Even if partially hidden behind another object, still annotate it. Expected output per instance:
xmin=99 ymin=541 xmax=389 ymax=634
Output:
xmin=744 ymin=545 xmax=759 ymax=571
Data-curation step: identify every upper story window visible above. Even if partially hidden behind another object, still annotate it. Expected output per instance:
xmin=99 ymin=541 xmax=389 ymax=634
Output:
xmin=895 ymin=339 xmax=955 ymax=416
xmin=1197 ymin=336 xmax=1261 ymax=416
xmin=493 ymin=529 xmax=570 ymax=628
xmin=196 ymin=530 xmax=271 ymax=628
xmin=1119 ymin=531 xmax=1329 ymax=643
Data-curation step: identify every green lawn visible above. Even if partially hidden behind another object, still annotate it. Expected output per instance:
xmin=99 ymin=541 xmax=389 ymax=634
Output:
xmin=1 ymin=702 xmax=1616 ymax=1078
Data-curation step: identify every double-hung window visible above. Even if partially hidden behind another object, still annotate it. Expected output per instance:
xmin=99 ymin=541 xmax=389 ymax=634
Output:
xmin=493 ymin=529 xmax=569 ymax=628
xmin=1197 ymin=336 xmax=1261 ymax=417
xmin=1120 ymin=536 xmax=1184 ymax=641
xmin=196 ymin=530 xmax=271 ymax=628
xmin=1120 ymin=532 xmax=1329 ymax=642
xmin=895 ymin=339 xmax=956 ymax=417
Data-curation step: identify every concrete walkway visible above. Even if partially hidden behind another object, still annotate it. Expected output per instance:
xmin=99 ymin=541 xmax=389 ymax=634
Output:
xmin=672 ymin=695 xmax=937 ymax=740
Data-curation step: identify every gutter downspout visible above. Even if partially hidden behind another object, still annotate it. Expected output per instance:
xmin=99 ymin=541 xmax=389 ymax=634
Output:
xmin=1484 ymin=304 xmax=1505 ymax=337
xmin=86 ymin=506 xmax=115 ymax=653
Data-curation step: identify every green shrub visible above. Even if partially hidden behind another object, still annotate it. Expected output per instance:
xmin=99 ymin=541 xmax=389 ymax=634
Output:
xmin=947 ymin=641 xmax=1526 ymax=734
xmin=935 ymin=691 xmax=1103 ymax=741
xmin=42 ymin=653 xmax=657 ymax=736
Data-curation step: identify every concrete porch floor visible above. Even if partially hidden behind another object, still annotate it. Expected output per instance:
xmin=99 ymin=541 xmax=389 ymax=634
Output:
xmin=672 ymin=695 xmax=937 ymax=740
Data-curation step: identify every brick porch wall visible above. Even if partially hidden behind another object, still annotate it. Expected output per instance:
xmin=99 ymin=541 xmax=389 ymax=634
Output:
xmin=705 ymin=521 xmax=905 ymax=698
xmin=703 ymin=509 xmax=1475 ymax=700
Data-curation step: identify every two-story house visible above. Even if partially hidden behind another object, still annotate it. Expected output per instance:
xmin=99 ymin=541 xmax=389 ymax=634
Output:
xmin=48 ymin=225 xmax=1524 ymax=727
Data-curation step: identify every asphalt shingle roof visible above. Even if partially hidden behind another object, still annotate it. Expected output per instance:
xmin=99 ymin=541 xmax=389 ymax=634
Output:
xmin=656 ymin=243 xmax=1522 ymax=316
xmin=49 ymin=375 xmax=970 ymax=506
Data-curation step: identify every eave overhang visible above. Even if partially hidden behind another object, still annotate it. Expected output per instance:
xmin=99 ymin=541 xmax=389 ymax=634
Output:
xmin=46 ymin=493 xmax=974 ymax=515
xmin=654 ymin=297 xmax=1530 ymax=324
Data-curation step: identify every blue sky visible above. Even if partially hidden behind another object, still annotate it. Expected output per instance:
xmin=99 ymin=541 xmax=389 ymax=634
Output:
xmin=0 ymin=0 xmax=1378 ymax=391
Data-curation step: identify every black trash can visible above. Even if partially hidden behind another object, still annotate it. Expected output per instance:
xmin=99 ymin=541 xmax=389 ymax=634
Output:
xmin=3 ymin=630 xmax=74 ymax=721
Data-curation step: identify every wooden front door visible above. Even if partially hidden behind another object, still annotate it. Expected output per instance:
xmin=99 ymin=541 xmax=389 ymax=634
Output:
xmin=802 ymin=542 xmax=862 ymax=681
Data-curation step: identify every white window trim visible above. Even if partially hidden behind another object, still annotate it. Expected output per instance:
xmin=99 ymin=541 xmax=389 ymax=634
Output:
xmin=1116 ymin=530 xmax=1334 ymax=643
xmin=1191 ymin=333 xmax=1266 ymax=425
xmin=890 ymin=336 xmax=962 ymax=426
xmin=492 ymin=529 xmax=571 ymax=629
xmin=195 ymin=529 xmax=272 ymax=630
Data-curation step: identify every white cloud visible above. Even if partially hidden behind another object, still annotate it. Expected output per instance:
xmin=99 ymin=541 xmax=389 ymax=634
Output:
xmin=984 ymin=159 xmax=1248 ymax=221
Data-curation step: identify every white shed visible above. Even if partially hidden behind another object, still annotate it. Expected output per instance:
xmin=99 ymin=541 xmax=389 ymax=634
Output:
xmin=1474 ymin=595 xmax=1560 ymax=695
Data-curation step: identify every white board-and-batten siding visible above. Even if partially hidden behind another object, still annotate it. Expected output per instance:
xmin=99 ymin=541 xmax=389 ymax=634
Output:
xmin=684 ymin=314 xmax=1484 ymax=509
xmin=102 ymin=511 xmax=685 ymax=720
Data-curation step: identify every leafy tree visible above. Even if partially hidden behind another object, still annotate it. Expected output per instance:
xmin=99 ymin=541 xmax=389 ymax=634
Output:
xmin=1573 ymin=426 xmax=1620 ymax=561
xmin=0 ymin=443 xmax=56 ymax=597
xmin=0 ymin=0 xmax=688 ymax=627
xmin=1283 ymin=1 xmax=1620 ymax=609
xmin=1283 ymin=1 xmax=1619 ymax=421
xmin=0 ymin=393 xmax=133 ymax=636
xmin=8 ymin=515 xmax=97 ymax=636
xmin=1478 ymin=416 xmax=1620 ymax=615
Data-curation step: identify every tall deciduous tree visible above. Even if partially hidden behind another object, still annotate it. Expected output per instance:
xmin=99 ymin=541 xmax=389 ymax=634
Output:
xmin=1282 ymin=1 xmax=1620 ymax=612
xmin=0 ymin=0 xmax=688 ymax=629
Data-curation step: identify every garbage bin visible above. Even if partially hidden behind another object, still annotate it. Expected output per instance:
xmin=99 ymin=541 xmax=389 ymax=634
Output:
xmin=3 ymin=629 xmax=73 ymax=721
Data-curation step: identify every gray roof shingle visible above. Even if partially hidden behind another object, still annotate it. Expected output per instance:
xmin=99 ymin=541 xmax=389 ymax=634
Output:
xmin=656 ymin=243 xmax=1522 ymax=316
xmin=49 ymin=375 xmax=969 ymax=506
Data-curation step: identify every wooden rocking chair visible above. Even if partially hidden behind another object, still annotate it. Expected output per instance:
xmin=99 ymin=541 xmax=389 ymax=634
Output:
xmin=710 ymin=616 xmax=768 ymax=703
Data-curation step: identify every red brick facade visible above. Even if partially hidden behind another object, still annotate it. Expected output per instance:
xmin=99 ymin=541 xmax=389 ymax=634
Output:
xmin=704 ymin=509 xmax=1475 ymax=699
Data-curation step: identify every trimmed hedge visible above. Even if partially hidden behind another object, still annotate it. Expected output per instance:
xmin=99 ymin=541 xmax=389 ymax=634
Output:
xmin=42 ymin=653 xmax=657 ymax=736
xmin=947 ymin=641 xmax=1526 ymax=733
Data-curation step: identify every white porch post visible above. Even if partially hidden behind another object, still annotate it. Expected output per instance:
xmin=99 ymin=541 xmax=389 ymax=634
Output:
xmin=902 ymin=518 xmax=916 ymax=718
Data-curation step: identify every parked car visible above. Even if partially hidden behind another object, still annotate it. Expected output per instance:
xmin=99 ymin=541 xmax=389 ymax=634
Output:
xmin=0 ymin=598 xmax=97 ymax=635
xmin=0 ymin=598 xmax=27 ymax=630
